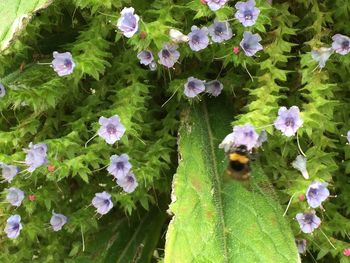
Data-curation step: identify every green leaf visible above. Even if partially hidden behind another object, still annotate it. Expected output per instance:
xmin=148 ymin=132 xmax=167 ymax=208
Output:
xmin=102 ymin=204 xmax=167 ymax=263
xmin=164 ymin=96 xmax=300 ymax=263
xmin=0 ymin=0 xmax=52 ymax=52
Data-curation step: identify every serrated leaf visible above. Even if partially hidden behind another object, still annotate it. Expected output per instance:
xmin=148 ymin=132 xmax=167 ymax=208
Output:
xmin=0 ymin=0 xmax=52 ymax=52
xmin=164 ymin=96 xmax=300 ymax=263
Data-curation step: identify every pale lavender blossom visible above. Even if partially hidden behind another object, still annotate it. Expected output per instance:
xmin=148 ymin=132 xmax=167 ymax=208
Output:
xmin=220 ymin=124 xmax=259 ymax=151
xmin=107 ymin=154 xmax=132 ymax=180
xmin=0 ymin=83 xmax=5 ymax=97
xmin=1 ymin=164 xmax=19 ymax=182
xmin=255 ymin=130 xmax=267 ymax=147
xmin=292 ymin=155 xmax=309 ymax=179
xmin=311 ymin=47 xmax=333 ymax=69
xmin=117 ymin=7 xmax=140 ymax=38
xmin=4 ymin=215 xmax=22 ymax=239
xmin=169 ymin=29 xmax=189 ymax=43
xmin=184 ymin=77 xmax=205 ymax=98
xmin=332 ymin=34 xmax=350 ymax=55
xmin=295 ymin=239 xmax=307 ymax=254
xmin=240 ymin=31 xmax=263 ymax=56
xmin=219 ymin=132 xmax=236 ymax=152
xmin=149 ymin=61 xmax=157 ymax=71
xmin=296 ymin=211 xmax=321 ymax=234
xmin=235 ymin=0 xmax=260 ymax=27
xmin=158 ymin=44 xmax=180 ymax=68
xmin=24 ymin=142 xmax=48 ymax=172
xmin=232 ymin=124 xmax=259 ymax=150
xmin=117 ymin=172 xmax=138 ymax=193
xmin=92 ymin=191 xmax=113 ymax=215
xmin=50 ymin=211 xmax=67 ymax=231
xmin=6 ymin=187 xmax=25 ymax=207
xmin=306 ymin=181 xmax=330 ymax=208
xmin=208 ymin=21 xmax=233 ymax=43
xmin=274 ymin=106 xmax=303 ymax=137
xmin=137 ymin=50 xmax=154 ymax=66
xmin=205 ymin=80 xmax=223 ymax=97
xmin=206 ymin=0 xmax=228 ymax=11
xmin=52 ymin=52 xmax=75 ymax=77
xmin=347 ymin=130 xmax=350 ymax=144
xmin=188 ymin=26 xmax=209 ymax=52
xmin=98 ymin=115 xmax=126 ymax=145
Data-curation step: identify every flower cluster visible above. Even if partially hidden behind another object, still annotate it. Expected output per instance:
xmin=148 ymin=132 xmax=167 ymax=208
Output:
xmin=3 ymin=113 xmax=138 ymax=238
xmin=3 ymin=154 xmax=68 ymax=237
xmin=122 ymin=2 xmax=263 ymax=73
xmin=91 ymin=115 xmax=138 ymax=216
xmin=295 ymin=181 xmax=330 ymax=234
xmin=184 ymin=77 xmax=223 ymax=98
xmin=220 ymin=106 xmax=302 ymax=151
xmin=107 ymin=154 xmax=138 ymax=193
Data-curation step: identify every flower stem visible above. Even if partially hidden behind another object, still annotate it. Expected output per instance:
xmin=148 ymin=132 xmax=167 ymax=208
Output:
xmin=297 ymin=130 xmax=306 ymax=157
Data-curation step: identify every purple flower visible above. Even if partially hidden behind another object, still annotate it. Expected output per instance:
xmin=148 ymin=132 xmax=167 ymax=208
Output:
xmin=306 ymin=181 xmax=330 ymax=208
xmin=274 ymin=106 xmax=303 ymax=137
xmin=98 ymin=115 xmax=126 ymax=145
xmin=6 ymin=187 xmax=25 ymax=207
xmin=347 ymin=130 xmax=350 ymax=144
xmin=184 ymin=77 xmax=205 ymax=98
xmin=107 ymin=154 xmax=132 ymax=180
xmin=117 ymin=172 xmax=138 ymax=193
xmin=205 ymin=80 xmax=223 ymax=97
xmin=208 ymin=20 xmax=233 ymax=43
xmin=52 ymin=52 xmax=75 ymax=77
xmin=311 ymin=47 xmax=333 ymax=69
xmin=240 ymin=31 xmax=263 ymax=56
xmin=235 ymin=0 xmax=260 ymax=27
xmin=24 ymin=142 xmax=48 ymax=172
xmin=137 ymin=50 xmax=154 ymax=66
xmin=206 ymin=0 xmax=228 ymax=11
xmin=50 ymin=211 xmax=67 ymax=231
xmin=4 ymin=215 xmax=22 ymax=239
xmin=332 ymin=34 xmax=350 ymax=55
xmin=158 ymin=44 xmax=180 ymax=68
xmin=229 ymin=124 xmax=259 ymax=151
xmin=92 ymin=191 xmax=113 ymax=215
xmin=0 ymin=83 xmax=5 ymax=97
xmin=117 ymin=7 xmax=140 ymax=38
xmin=188 ymin=26 xmax=209 ymax=52
xmin=296 ymin=211 xmax=321 ymax=233
xmin=1 ymin=164 xmax=19 ymax=182
xmin=295 ymin=239 xmax=307 ymax=254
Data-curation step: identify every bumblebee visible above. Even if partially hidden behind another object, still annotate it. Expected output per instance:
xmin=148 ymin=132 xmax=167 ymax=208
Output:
xmin=226 ymin=145 xmax=251 ymax=181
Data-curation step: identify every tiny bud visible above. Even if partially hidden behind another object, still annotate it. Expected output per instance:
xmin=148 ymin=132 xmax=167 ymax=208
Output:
xmin=140 ymin=31 xmax=147 ymax=39
xmin=233 ymin=47 xmax=240 ymax=54
xmin=298 ymin=194 xmax=305 ymax=201
xmin=29 ymin=194 xmax=36 ymax=201
xmin=48 ymin=165 xmax=55 ymax=172
xmin=200 ymin=0 xmax=207 ymax=4
xmin=344 ymin=248 xmax=350 ymax=257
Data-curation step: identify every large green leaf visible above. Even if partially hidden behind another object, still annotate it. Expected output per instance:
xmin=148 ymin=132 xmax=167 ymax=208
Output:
xmin=164 ymin=96 xmax=300 ymax=263
xmin=0 ymin=0 xmax=52 ymax=52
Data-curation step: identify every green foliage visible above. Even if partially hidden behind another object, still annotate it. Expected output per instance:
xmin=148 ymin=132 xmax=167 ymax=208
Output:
xmin=0 ymin=0 xmax=350 ymax=262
